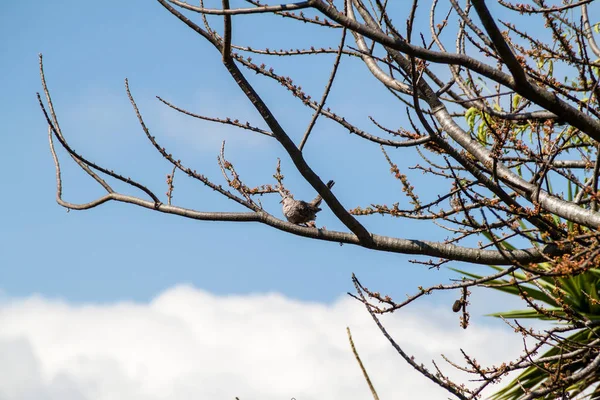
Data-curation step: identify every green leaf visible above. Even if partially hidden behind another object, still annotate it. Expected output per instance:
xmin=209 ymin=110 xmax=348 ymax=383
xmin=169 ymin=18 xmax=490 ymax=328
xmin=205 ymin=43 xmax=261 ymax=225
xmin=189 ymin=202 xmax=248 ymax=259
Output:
xmin=552 ymin=214 xmax=562 ymax=227
xmin=488 ymin=308 xmax=564 ymax=319
xmin=567 ymin=180 xmax=573 ymax=202
xmin=512 ymin=94 xmax=522 ymax=110
xmin=465 ymin=107 xmax=478 ymax=131
xmin=477 ymin=123 xmax=487 ymax=144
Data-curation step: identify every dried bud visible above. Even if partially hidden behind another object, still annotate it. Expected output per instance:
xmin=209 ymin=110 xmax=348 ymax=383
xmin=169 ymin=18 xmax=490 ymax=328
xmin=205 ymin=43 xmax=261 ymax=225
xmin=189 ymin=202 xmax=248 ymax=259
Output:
xmin=452 ymin=299 xmax=463 ymax=313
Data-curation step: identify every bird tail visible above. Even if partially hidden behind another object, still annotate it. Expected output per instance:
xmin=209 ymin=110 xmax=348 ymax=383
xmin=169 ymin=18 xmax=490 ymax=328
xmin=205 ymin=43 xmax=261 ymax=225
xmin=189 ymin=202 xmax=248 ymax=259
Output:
xmin=311 ymin=180 xmax=335 ymax=207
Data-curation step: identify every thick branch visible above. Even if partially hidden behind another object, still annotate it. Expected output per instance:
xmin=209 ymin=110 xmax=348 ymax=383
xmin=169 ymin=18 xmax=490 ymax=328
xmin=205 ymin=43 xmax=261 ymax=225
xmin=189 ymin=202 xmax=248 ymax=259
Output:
xmin=103 ymin=192 xmax=554 ymax=265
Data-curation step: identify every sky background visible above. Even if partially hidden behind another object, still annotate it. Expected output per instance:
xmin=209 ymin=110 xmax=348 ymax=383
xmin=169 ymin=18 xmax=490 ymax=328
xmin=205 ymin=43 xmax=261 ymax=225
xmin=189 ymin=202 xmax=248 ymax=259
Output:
xmin=1 ymin=1 xmax=563 ymax=399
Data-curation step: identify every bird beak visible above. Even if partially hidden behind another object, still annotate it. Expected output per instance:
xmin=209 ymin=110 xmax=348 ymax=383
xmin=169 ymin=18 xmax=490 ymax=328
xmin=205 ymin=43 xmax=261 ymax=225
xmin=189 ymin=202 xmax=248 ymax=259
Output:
xmin=279 ymin=198 xmax=283 ymax=203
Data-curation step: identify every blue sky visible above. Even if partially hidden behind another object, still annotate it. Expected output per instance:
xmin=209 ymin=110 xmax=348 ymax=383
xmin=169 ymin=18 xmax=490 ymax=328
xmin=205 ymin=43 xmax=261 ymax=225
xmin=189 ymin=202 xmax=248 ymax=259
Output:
xmin=0 ymin=1 xmax=524 ymax=311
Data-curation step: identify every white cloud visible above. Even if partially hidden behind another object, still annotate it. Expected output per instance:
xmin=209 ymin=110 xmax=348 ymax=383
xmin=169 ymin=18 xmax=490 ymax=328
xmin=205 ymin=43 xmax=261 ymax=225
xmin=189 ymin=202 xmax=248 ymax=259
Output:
xmin=0 ymin=286 xmax=528 ymax=400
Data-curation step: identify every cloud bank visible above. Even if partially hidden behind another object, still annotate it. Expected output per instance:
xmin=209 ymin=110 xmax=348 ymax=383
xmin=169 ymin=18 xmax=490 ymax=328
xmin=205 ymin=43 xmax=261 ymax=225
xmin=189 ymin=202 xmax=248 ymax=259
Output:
xmin=0 ymin=286 xmax=524 ymax=400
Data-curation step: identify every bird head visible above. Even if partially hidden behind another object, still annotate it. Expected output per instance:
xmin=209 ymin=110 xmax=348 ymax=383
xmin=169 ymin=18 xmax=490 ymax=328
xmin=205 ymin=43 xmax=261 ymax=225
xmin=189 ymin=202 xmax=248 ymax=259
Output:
xmin=280 ymin=195 xmax=294 ymax=205
xmin=278 ymin=186 xmax=293 ymax=204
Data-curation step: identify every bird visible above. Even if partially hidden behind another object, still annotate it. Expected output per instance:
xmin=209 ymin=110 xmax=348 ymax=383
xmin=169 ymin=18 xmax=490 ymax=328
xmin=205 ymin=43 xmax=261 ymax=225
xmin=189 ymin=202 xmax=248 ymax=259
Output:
xmin=281 ymin=180 xmax=335 ymax=225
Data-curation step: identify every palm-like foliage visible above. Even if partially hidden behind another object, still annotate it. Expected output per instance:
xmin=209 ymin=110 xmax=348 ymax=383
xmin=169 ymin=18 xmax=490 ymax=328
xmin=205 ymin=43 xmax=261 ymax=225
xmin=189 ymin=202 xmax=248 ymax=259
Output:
xmin=453 ymin=261 xmax=600 ymax=399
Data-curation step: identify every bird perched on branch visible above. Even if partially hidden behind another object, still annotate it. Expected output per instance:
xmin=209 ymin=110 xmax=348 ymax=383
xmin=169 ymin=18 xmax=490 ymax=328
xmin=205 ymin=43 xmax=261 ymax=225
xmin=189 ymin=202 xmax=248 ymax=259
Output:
xmin=281 ymin=180 xmax=335 ymax=225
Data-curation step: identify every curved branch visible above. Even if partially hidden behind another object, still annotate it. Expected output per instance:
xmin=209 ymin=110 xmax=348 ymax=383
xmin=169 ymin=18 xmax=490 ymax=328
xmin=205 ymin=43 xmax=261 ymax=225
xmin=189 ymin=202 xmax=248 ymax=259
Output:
xmin=104 ymin=191 xmax=555 ymax=265
xmin=167 ymin=0 xmax=311 ymax=15
xmin=582 ymin=3 xmax=600 ymax=58
xmin=38 ymin=93 xmax=162 ymax=205
xmin=347 ymin=0 xmax=414 ymax=96
xmin=39 ymin=54 xmax=114 ymax=194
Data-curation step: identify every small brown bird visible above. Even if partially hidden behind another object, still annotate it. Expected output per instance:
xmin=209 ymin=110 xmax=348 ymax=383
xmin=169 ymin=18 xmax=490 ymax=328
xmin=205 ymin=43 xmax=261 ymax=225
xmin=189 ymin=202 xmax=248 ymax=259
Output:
xmin=281 ymin=180 xmax=335 ymax=225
